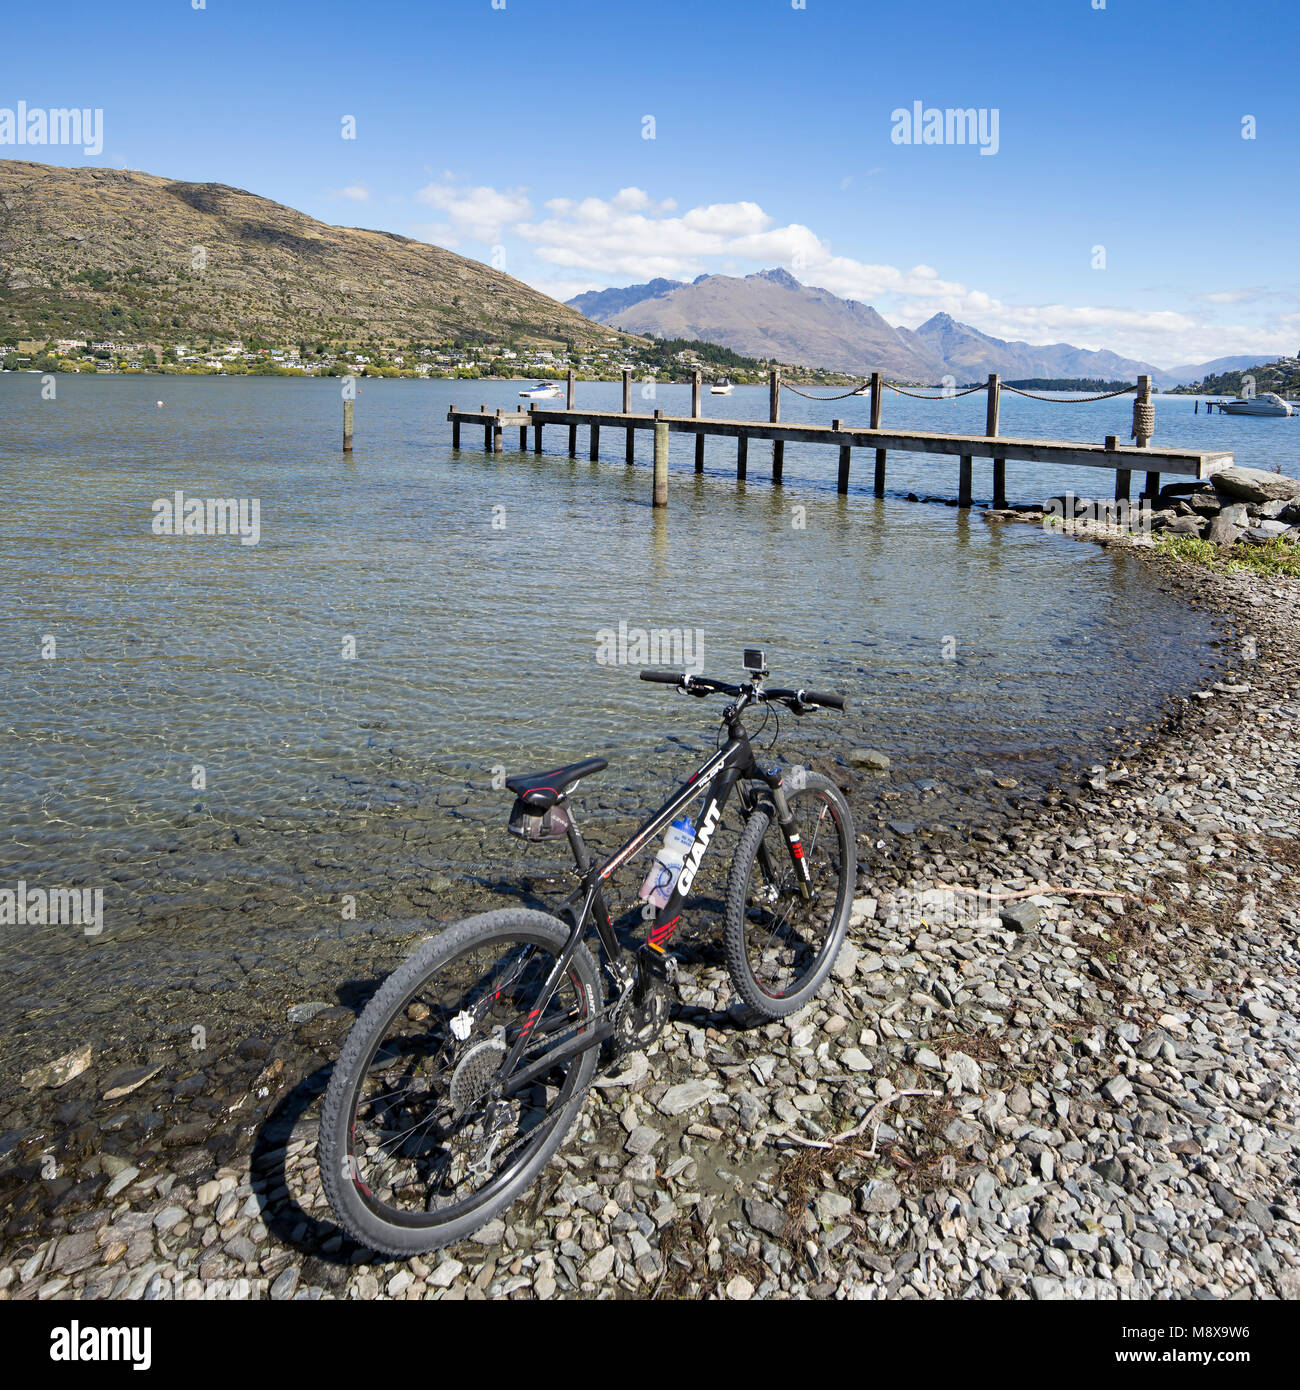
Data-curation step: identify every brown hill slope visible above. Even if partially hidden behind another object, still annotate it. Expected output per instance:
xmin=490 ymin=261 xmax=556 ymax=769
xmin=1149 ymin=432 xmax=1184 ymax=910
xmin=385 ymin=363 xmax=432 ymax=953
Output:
xmin=0 ymin=160 xmax=608 ymax=350
xmin=604 ymin=268 xmax=948 ymax=381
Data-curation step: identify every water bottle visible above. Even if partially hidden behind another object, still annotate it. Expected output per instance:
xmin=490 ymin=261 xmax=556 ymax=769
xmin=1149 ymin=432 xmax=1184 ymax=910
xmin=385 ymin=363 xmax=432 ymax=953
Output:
xmin=639 ymin=817 xmax=696 ymax=908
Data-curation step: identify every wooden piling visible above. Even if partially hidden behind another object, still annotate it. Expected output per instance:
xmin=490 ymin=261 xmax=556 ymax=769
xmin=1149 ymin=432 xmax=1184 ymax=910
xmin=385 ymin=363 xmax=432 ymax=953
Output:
xmin=958 ymin=456 xmax=973 ymax=508
xmin=737 ymin=435 xmax=748 ymax=480
xmin=533 ymin=420 xmax=543 ymax=453
xmin=589 ymin=423 xmax=600 ymax=460
xmin=770 ymin=368 xmax=784 ymax=482
xmin=653 ymin=412 xmax=668 ymax=507
xmin=622 ymin=368 xmax=632 ymax=414
xmin=566 ymin=370 xmax=576 ymax=410
xmin=1116 ymin=469 xmax=1131 ymax=502
xmin=493 ymin=410 xmax=504 ymax=453
xmin=1145 ymin=471 xmax=1161 ymax=500
xmin=568 ymin=424 xmax=578 ymax=457
xmin=449 ymin=402 xmax=457 ymax=450
xmin=834 ymin=418 xmax=850 ymax=494
xmin=871 ymin=371 xmax=885 ymax=496
xmin=691 ymin=369 xmax=702 ymax=418
xmin=1135 ymin=374 xmax=1152 ymax=448
xmin=343 ymin=398 xmax=355 ymax=452
xmin=519 ymin=424 xmax=527 ymax=450
xmin=626 ymin=426 xmax=635 ymax=464
xmin=987 ymin=373 xmax=1005 ymax=508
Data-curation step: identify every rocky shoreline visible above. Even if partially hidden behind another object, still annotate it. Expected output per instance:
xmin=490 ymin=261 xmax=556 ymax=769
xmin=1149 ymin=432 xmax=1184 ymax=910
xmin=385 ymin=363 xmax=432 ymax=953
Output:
xmin=2 ymin=523 xmax=1298 ymax=1301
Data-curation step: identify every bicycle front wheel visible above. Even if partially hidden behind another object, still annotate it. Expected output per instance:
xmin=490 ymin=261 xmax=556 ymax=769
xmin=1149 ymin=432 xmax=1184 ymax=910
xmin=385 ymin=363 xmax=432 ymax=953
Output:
xmin=723 ymin=771 xmax=855 ymax=1018
xmin=319 ymin=909 xmax=600 ymax=1257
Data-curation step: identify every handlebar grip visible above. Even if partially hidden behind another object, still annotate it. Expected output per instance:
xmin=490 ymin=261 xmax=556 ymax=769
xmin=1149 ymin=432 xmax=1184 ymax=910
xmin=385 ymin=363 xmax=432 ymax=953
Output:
xmin=640 ymin=669 xmax=683 ymax=684
xmin=802 ymin=690 xmax=846 ymax=711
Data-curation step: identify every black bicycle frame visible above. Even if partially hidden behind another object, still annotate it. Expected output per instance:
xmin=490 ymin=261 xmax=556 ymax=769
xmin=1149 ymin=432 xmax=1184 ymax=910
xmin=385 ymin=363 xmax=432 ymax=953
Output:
xmin=497 ymin=703 xmax=813 ymax=1092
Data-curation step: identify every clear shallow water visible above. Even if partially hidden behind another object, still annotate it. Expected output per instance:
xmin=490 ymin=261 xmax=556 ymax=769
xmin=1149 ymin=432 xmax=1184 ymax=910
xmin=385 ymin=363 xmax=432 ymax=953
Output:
xmin=0 ymin=376 xmax=1229 ymax=1046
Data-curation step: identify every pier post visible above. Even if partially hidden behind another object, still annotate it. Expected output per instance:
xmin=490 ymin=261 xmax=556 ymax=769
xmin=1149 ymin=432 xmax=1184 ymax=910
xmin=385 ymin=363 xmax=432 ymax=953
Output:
xmin=693 ymin=370 xmax=705 ymax=470
xmin=958 ymin=455 xmax=973 ymax=509
xmin=1115 ymin=469 xmax=1131 ymax=503
xmin=871 ymin=371 xmax=885 ymax=496
xmin=834 ymin=418 xmax=851 ymax=494
xmin=449 ymin=403 xmax=458 ymax=451
xmin=531 ymin=404 xmax=543 ymax=453
xmin=482 ymin=404 xmax=492 ymax=451
xmin=622 ymin=369 xmax=635 ymax=462
xmin=566 ymin=370 xmax=576 ymax=410
xmin=693 ymin=367 xmax=705 ymax=472
xmin=519 ymin=424 xmax=528 ymax=450
xmin=737 ymin=434 xmax=748 ymax=480
xmin=770 ymin=369 xmax=784 ymax=483
xmin=653 ymin=411 xmax=668 ymax=507
xmin=568 ymin=424 xmax=578 ymax=457
xmin=493 ymin=410 xmax=504 ymax=453
xmin=1145 ymin=471 xmax=1161 ymax=502
xmin=343 ymin=398 xmax=354 ymax=452
xmin=590 ymin=423 xmax=600 ymax=461
xmin=1135 ymin=374 xmax=1153 ymax=449
xmin=987 ymin=373 xmax=1005 ymax=508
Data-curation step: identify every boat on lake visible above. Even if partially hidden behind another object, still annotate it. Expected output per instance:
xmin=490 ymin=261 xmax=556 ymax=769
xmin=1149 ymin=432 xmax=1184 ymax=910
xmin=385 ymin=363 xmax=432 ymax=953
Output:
xmin=1217 ymin=392 xmax=1292 ymax=417
xmin=519 ymin=381 xmax=563 ymax=399
xmin=709 ymin=378 xmax=735 ymax=395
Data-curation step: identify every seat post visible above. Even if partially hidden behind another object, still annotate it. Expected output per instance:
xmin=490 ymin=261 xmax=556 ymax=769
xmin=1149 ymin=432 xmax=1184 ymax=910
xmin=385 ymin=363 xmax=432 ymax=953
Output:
xmin=564 ymin=813 xmax=592 ymax=875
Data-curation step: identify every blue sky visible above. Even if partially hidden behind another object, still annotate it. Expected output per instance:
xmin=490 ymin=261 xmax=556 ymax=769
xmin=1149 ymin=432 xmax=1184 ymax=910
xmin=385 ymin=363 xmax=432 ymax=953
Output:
xmin=3 ymin=0 xmax=1296 ymax=366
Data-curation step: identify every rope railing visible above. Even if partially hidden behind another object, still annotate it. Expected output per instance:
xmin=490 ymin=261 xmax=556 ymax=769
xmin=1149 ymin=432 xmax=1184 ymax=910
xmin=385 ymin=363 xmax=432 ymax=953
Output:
xmin=883 ymin=381 xmax=987 ymax=400
xmin=774 ymin=372 xmax=1153 ymax=449
xmin=1001 ymin=383 xmax=1136 ymax=403
xmin=780 ymin=383 xmax=871 ymax=400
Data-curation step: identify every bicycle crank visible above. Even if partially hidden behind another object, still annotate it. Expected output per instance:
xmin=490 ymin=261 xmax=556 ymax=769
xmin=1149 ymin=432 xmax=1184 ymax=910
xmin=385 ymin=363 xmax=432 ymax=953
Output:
xmin=611 ymin=975 xmax=672 ymax=1057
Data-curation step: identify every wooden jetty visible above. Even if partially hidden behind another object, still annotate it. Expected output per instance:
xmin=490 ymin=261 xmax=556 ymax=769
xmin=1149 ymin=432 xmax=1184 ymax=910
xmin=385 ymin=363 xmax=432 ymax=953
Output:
xmin=446 ymin=369 xmax=1233 ymax=510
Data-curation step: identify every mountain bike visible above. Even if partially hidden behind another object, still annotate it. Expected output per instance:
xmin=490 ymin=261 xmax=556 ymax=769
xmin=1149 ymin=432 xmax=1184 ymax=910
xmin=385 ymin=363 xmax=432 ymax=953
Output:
xmin=319 ymin=650 xmax=855 ymax=1256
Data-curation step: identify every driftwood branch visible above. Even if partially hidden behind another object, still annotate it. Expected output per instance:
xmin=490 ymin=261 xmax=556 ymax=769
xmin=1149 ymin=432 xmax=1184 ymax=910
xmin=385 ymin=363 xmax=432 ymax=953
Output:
xmin=774 ymin=1088 xmax=944 ymax=1156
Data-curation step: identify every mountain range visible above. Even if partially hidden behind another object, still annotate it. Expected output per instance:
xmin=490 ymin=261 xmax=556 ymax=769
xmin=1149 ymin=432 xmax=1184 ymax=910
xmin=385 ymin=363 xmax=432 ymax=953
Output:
xmin=567 ymin=268 xmax=1273 ymax=389
xmin=0 ymin=160 xmax=612 ymax=352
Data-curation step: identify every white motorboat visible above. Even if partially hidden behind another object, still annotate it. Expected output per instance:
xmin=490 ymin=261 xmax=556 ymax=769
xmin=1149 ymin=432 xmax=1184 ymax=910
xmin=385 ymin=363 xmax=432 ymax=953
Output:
xmin=709 ymin=378 xmax=735 ymax=395
xmin=518 ymin=381 xmax=563 ymax=399
xmin=1217 ymin=392 xmax=1292 ymax=416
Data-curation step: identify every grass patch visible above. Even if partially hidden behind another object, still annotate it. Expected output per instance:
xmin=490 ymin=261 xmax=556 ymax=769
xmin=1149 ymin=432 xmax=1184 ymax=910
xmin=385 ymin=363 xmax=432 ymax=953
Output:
xmin=1154 ymin=533 xmax=1300 ymax=578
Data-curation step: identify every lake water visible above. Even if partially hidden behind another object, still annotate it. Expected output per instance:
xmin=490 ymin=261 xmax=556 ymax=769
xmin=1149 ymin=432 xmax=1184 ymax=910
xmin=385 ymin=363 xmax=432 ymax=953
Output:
xmin=0 ymin=375 xmax=1249 ymax=1059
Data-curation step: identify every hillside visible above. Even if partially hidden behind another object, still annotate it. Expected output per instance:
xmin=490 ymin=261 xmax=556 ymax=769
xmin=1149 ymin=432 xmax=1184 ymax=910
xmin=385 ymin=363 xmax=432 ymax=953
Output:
xmin=570 ymin=271 xmax=1266 ymax=389
xmin=596 ymin=268 xmax=947 ymax=381
xmin=0 ymin=160 xmax=612 ymax=352
xmin=568 ymin=277 xmax=686 ymax=322
xmin=912 ymin=312 xmax=1160 ymax=386
xmin=1170 ymin=356 xmax=1300 ymax=398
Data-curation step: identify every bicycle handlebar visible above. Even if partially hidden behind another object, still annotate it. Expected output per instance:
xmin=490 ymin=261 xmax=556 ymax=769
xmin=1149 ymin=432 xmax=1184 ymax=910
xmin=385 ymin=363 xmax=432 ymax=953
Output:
xmin=639 ymin=670 xmax=846 ymax=712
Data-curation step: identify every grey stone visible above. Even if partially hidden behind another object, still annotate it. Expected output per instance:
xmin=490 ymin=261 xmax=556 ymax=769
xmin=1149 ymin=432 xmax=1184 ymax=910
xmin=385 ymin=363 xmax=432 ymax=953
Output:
xmin=658 ymin=1080 xmax=720 ymax=1116
xmin=1211 ymin=465 xmax=1300 ymax=505
xmin=859 ymin=1180 xmax=902 ymax=1214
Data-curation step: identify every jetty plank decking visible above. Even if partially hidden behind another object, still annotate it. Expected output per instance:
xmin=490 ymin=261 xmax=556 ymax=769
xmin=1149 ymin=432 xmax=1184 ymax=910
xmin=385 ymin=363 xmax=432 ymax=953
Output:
xmin=446 ymin=369 xmax=1233 ymax=509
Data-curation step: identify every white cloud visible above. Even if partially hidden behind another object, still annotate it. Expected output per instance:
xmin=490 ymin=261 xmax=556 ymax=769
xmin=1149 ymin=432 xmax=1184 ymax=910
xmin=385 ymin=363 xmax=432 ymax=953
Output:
xmin=330 ymin=184 xmax=370 ymax=202
xmin=415 ymin=180 xmax=532 ymax=242
xmin=423 ymin=179 xmax=1285 ymax=365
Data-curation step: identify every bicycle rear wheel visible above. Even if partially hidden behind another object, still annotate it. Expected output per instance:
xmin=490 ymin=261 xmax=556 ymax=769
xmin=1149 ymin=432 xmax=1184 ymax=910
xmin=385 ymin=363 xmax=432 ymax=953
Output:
xmin=722 ymin=771 xmax=855 ymax=1018
xmin=319 ymin=908 xmax=600 ymax=1257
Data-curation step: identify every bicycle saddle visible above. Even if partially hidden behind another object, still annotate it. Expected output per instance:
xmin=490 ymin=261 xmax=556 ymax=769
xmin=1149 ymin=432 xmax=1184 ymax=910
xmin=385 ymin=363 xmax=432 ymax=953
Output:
xmin=505 ymin=757 xmax=608 ymax=810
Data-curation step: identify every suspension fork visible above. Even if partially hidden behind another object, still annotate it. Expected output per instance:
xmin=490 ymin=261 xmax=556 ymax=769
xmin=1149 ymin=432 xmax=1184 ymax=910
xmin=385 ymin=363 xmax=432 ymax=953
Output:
xmin=756 ymin=766 xmax=813 ymax=900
